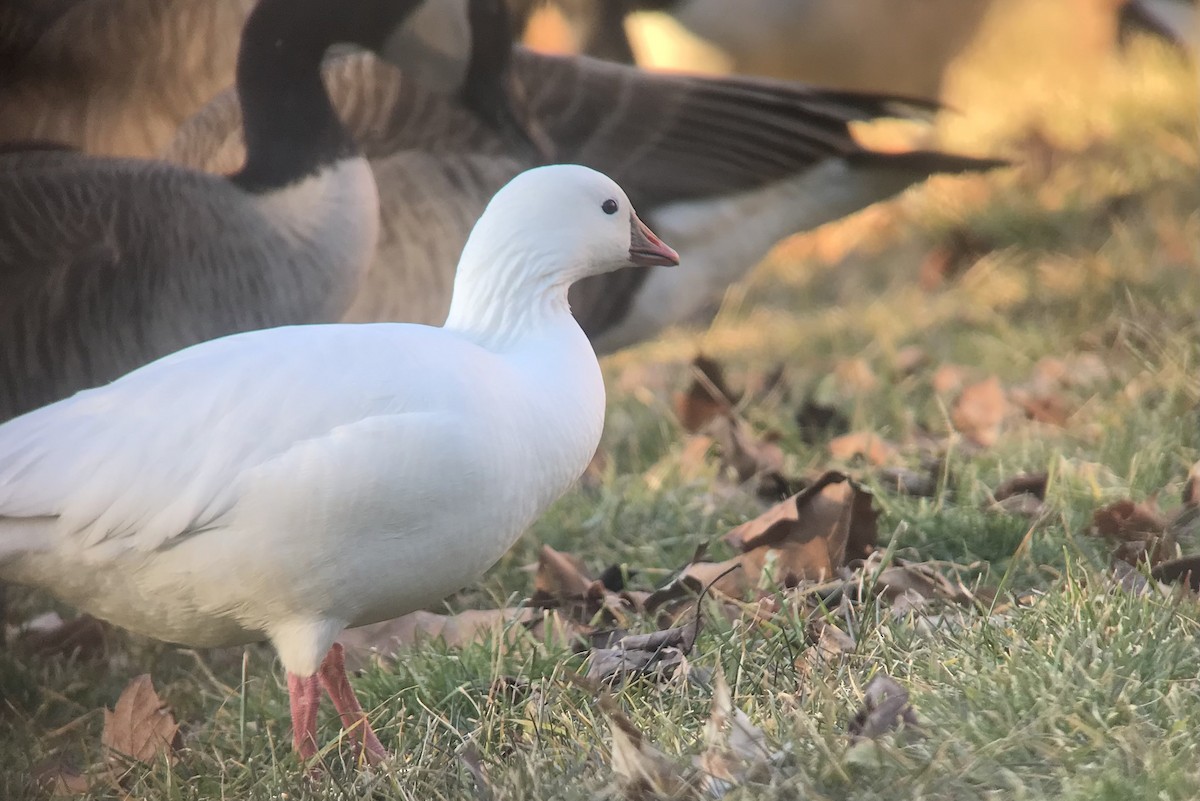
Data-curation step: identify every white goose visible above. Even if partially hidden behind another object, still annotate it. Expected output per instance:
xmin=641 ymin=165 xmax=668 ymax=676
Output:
xmin=0 ymin=164 xmax=678 ymax=764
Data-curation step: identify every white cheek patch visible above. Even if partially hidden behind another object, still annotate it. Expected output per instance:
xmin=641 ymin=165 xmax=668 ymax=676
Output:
xmin=255 ymin=158 xmax=381 ymax=271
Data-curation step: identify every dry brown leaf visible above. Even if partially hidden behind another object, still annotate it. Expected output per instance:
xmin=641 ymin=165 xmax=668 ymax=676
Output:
xmin=722 ymin=472 xmax=878 ymax=586
xmin=533 ymin=545 xmax=593 ymax=601
xmin=600 ymin=697 xmax=699 ymax=800
xmin=31 ymin=758 xmax=91 ymax=796
xmin=1090 ymin=498 xmax=1174 ymax=566
xmin=530 ymin=546 xmax=641 ymax=628
xmin=892 ymin=346 xmax=929 ymax=376
xmin=829 ymin=432 xmax=899 ymax=467
xmin=876 ymin=466 xmax=938 ymax=498
xmin=994 ymin=473 xmax=1048 ymax=502
xmin=848 ymin=674 xmax=920 ymax=741
xmin=832 ymin=358 xmax=879 ymax=395
xmin=988 ymin=472 xmax=1049 ymax=518
xmin=991 ymin=493 xmax=1046 ymax=519
xmin=1011 ymin=389 xmax=1073 ymax=427
xmin=798 ymin=619 xmax=856 ymax=678
xmin=951 ymin=377 xmax=1009 ymax=447
xmin=931 ymin=364 xmax=968 ymax=396
xmin=102 ymin=675 xmax=181 ymax=766
xmin=708 ymin=415 xmax=785 ymax=484
xmin=674 ymin=355 xmax=737 ymax=433
xmin=1150 ymin=555 xmax=1200 ymax=591
xmin=696 ymin=668 xmax=771 ymax=798
xmin=587 ymin=619 xmax=700 ymax=686
xmin=338 ymin=608 xmax=580 ymax=668
xmin=873 ymin=559 xmax=977 ymax=609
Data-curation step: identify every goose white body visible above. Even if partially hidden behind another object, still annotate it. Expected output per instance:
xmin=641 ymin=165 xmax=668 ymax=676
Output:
xmin=0 ymin=319 xmax=602 ymax=673
xmin=0 ymin=164 xmax=675 ymax=761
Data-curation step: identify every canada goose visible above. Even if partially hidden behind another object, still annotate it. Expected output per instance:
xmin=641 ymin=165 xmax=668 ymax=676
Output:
xmin=0 ymin=164 xmax=677 ymax=764
xmin=0 ymin=0 xmax=527 ymax=157
xmin=0 ymin=0 xmax=518 ymax=424
xmin=0 ymin=0 xmax=257 ymax=156
xmin=167 ymin=47 xmax=1005 ymax=353
xmin=522 ymin=0 xmax=997 ymax=102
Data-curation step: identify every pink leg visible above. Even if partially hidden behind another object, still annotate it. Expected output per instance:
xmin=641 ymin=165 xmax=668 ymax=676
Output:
xmin=318 ymin=642 xmax=389 ymax=765
xmin=286 ymin=672 xmax=321 ymax=762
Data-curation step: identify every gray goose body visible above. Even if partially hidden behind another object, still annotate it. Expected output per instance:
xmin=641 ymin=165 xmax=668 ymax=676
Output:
xmin=0 ymin=0 xmax=518 ymax=422
xmin=167 ymin=47 xmax=1004 ymax=352
xmin=0 ymin=156 xmax=369 ymax=421
xmin=0 ymin=0 xmax=256 ymax=156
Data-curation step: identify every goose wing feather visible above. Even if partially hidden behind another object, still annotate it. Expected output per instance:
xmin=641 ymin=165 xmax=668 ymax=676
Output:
xmin=0 ymin=324 xmax=486 ymax=558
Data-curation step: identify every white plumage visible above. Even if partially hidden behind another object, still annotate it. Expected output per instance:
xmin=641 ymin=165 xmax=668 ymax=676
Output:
xmin=0 ymin=164 xmax=679 ymax=765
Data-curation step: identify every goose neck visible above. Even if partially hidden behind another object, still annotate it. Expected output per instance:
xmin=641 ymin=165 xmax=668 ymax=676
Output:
xmin=443 ymin=248 xmax=577 ymax=351
xmin=231 ymin=0 xmax=422 ymax=193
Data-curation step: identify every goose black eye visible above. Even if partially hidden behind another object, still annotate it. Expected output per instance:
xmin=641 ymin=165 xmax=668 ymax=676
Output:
xmin=601 ymin=198 xmax=619 ymax=215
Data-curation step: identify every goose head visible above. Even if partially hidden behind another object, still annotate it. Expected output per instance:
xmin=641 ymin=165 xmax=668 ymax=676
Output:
xmin=382 ymin=0 xmax=537 ymax=153
xmin=234 ymin=0 xmax=524 ymax=190
xmin=445 ymin=164 xmax=679 ymax=341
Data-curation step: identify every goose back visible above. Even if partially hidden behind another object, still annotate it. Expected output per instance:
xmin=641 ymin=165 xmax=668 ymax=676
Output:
xmin=167 ymin=47 xmax=1001 ymax=344
xmin=0 ymin=0 xmax=256 ymax=156
xmin=0 ymin=152 xmax=378 ymax=421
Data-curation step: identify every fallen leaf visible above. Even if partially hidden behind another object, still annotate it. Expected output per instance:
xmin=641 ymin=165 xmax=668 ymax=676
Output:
xmin=587 ymin=619 xmax=700 ymax=687
xmin=338 ymin=608 xmax=580 ymax=668
xmin=798 ymin=619 xmax=856 ymax=678
xmin=695 ymin=668 xmax=772 ymax=797
xmin=987 ymin=472 xmax=1049 ymax=518
xmin=1011 ymin=388 xmax=1074 ymax=427
xmin=892 ymin=346 xmax=928 ymax=376
xmin=707 ymin=415 xmax=786 ymax=485
xmin=994 ymin=473 xmax=1048 ymax=501
xmin=1150 ymin=555 xmax=1200 ymax=591
xmin=723 ymin=472 xmax=878 ymax=585
xmin=675 ymin=355 xmax=738 ymax=433
xmin=876 ymin=466 xmax=938 ymax=498
xmin=102 ymin=675 xmax=181 ymax=766
xmin=833 ymin=358 xmax=879 ymax=395
xmin=848 ymin=674 xmax=920 ymax=741
xmin=990 ymin=493 xmax=1046 ymax=519
xmin=951 ymin=377 xmax=1009 ymax=447
xmin=31 ymin=757 xmax=91 ymax=796
xmin=829 ymin=432 xmax=899 ymax=466
xmin=930 ymin=364 xmax=968 ymax=396
xmin=533 ymin=545 xmax=593 ymax=602
xmin=1090 ymin=498 xmax=1174 ymax=566
xmin=871 ymin=558 xmax=977 ymax=610
xmin=600 ymin=697 xmax=699 ymax=800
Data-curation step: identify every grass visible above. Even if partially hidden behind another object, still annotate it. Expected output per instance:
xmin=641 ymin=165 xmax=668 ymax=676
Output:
xmin=3 ymin=4 xmax=1200 ymax=799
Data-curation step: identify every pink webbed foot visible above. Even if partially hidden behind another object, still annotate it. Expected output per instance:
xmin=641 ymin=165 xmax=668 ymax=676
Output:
xmin=318 ymin=642 xmax=389 ymax=765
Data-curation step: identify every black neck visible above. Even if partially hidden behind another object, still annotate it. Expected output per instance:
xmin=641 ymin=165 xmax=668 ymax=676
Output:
xmin=231 ymin=0 xmax=423 ymax=192
xmin=459 ymin=0 xmax=541 ymax=159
